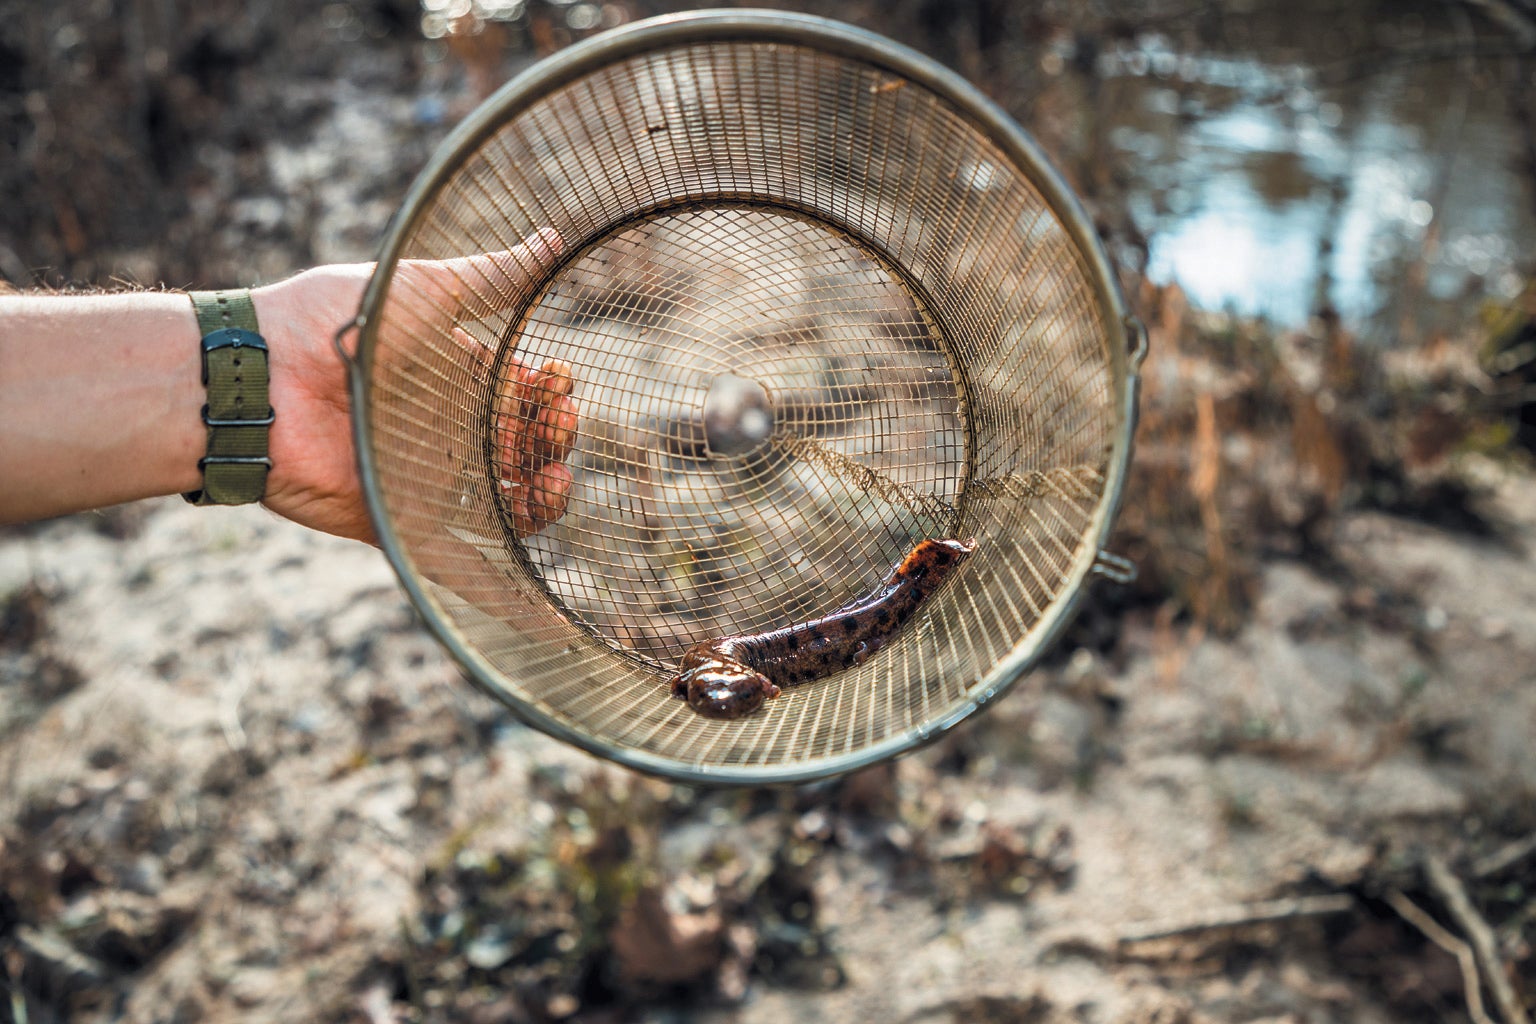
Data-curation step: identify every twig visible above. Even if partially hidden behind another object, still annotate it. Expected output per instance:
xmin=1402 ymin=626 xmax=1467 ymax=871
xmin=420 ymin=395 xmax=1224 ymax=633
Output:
xmin=1425 ymin=855 xmax=1531 ymax=1024
xmin=1385 ymin=888 xmax=1495 ymax=1024
xmin=1460 ymin=0 xmax=1536 ymax=47
xmin=770 ymin=431 xmax=961 ymax=532
xmin=1473 ymin=833 xmax=1536 ymax=880
xmin=2 ymin=947 xmax=29 ymax=1024
xmin=13 ymin=926 xmax=110 ymax=990
xmin=1488 ymin=382 xmax=1536 ymax=408
xmin=1116 ymin=893 xmax=1356 ymax=946
xmin=1392 ymin=0 xmax=1475 ymax=346
xmin=220 ymin=661 xmax=253 ymax=752
xmin=1308 ymin=41 xmax=1532 ymax=92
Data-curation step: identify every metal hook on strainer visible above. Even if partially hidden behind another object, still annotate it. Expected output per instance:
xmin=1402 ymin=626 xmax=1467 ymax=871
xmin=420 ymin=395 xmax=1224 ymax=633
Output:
xmin=349 ymin=9 xmax=1143 ymax=784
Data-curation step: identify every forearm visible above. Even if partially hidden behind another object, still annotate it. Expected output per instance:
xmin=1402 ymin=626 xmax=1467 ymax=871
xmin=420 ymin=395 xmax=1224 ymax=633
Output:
xmin=0 ymin=235 xmax=570 ymax=542
xmin=0 ymin=290 xmax=206 ymax=522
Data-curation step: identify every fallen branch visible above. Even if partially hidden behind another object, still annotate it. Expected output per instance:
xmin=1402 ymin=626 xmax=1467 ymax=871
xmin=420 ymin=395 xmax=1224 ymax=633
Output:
xmin=1309 ymin=41 xmax=1533 ymax=93
xmin=1425 ymin=856 xmax=1531 ymax=1024
xmin=1460 ymin=0 xmax=1536 ymax=47
xmin=1116 ymin=893 xmax=1356 ymax=946
xmin=1385 ymin=889 xmax=1495 ymax=1024
xmin=12 ymin=925 xmax=111 ymax=993
xmin=1473 ymin=833 xmax=1536 ymax=880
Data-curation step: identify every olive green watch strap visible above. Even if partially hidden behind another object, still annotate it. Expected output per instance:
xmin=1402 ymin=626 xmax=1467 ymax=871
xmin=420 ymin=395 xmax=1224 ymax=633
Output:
xmin=183 ymin=290 xmax=273 ymax=506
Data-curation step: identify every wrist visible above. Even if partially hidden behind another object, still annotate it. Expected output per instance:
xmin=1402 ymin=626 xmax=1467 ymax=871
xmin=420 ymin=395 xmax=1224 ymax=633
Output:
xmin=135 ymin=294 xmax=214 ymax=502
xmin=243 ymin=264 xmax=375 ymax=542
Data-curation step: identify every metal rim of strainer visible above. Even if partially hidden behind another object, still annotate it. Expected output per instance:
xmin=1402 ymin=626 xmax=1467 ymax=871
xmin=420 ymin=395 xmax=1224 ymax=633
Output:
xmin=347 ymin=9 xmax=1146 ymax=785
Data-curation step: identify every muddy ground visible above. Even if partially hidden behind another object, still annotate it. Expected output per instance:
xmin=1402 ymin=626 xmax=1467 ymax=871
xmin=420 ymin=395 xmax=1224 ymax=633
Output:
xmin=3 ymin=1 xmax=1535 ymax=1022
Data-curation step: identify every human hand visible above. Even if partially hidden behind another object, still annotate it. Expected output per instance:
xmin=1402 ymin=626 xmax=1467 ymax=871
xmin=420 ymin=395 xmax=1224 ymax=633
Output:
xmin=492 ymin=355 xmax=579 ymax=537
xmin=252 ymin=229 xmax=576 ymax=546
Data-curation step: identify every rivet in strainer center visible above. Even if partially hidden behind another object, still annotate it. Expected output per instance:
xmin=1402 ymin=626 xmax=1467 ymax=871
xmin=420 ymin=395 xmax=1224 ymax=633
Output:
xmin=702 ymin=374 xmax=773 ymax=458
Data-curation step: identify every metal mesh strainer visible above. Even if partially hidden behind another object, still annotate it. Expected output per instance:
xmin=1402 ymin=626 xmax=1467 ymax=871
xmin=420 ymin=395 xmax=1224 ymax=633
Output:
xmin=350 ymin=9 xmax=1145 ymax=783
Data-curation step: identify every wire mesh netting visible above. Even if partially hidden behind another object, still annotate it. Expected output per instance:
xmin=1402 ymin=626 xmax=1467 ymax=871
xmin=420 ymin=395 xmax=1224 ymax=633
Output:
xmin=357 ymin=13 xmax=1135 ymax=780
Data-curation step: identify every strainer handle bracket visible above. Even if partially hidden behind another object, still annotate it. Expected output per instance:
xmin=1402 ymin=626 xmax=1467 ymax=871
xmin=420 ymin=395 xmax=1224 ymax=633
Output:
xmin=333 ymin=315 xmax=365 ymax=370
xmin=1124 ymin=315 xmax=1149 ymax=372
xmin=1092 ymin=549 xmax=1138 ymax=585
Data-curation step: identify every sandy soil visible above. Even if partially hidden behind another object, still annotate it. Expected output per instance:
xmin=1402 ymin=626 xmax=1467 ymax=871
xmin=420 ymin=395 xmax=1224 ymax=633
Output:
xmin=2 ymin=463 xmax=1534 ymax=1022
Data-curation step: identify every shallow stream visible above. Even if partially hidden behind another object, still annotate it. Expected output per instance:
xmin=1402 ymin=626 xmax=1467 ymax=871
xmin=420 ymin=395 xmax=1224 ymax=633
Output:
xmin=1075 ymin=0 xmax=1533 ymax=335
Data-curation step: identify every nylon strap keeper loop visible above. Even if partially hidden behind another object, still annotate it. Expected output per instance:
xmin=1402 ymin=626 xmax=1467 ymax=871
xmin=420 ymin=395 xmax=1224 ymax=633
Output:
xmin=183 ymin=290 xmax=273 ymax=506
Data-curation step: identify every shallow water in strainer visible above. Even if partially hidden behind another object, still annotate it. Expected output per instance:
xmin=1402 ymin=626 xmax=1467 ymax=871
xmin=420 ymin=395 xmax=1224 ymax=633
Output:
xmin=507 ymin=205 xmax=966 ymax=666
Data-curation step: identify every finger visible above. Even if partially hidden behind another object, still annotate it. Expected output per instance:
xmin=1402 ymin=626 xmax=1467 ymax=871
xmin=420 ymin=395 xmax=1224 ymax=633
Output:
xmin=526 ymin=358 xmax=576 ymax=464
xmin=503 ymin=485 xmax=534 ymax=537
xmin=532 ymin=398 xmax=579 ymax=467
xmin=500 ymin=359 xmax=576 ymax=471
xmin=443 ymin=227 xmax=563 ymax=321
xmin=388 ymin=228 xmax=563 ymax=343
xmin=452 ymin=325 xmax=495 ymax=374
xmin=525 ymin=461 xmax=574 ymax=533
xmin=529 ymin=358 xmax=574 ymax=402
xmin=498 ymin=377 xmax=538 ymax=471
xmin=500 ymin=467 xmax=570 ymax=537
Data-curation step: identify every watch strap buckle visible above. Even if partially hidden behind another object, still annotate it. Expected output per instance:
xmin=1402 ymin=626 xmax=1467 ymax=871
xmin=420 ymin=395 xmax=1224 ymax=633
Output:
xmin=183 ymin=291 xmax=272 ymax=507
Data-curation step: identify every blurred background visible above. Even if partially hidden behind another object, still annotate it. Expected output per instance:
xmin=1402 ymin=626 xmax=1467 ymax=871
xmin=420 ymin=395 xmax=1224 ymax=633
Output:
xmin=2 ymin=1 xmax=1535 ymax=1022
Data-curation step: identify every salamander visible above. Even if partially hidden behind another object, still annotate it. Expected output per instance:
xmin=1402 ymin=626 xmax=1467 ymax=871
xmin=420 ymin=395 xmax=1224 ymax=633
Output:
xmin=669 ymin=538 xmax=977 ymax=719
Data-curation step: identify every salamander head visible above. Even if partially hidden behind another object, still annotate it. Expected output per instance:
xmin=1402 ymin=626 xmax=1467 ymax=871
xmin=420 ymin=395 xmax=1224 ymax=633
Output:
xmin=895 ymin=537 xmax=978 ymax=578
xmin=672 ymin=656 xmax=782 ymax=719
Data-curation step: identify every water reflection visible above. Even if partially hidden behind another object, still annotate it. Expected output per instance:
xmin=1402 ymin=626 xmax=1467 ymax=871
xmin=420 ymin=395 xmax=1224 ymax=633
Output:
xmin=1087 ymin=12 xmax=1532 ymax=333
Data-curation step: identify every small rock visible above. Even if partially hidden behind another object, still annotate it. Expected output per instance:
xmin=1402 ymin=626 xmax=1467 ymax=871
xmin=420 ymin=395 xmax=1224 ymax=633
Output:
xmin=1353 ymin=759 xmax=1466 ymax=819
xmin=546 ymin=993 xmax=579 ymax=1018
xmin=464 ymin=929 xmax=516 ymax=971
xmin=609 ymin=884 xmax=723 ymax=985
